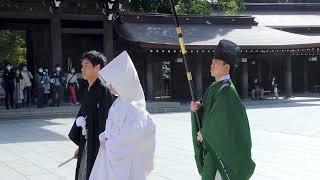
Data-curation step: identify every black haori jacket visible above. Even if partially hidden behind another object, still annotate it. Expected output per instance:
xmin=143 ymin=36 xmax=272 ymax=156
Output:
xmin=68 ymin=79 xmax=113 ymax=180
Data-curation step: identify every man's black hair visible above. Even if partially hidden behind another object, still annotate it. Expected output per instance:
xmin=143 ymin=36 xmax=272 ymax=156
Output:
xmin=81 ymin=50 xmax=106 ymax=69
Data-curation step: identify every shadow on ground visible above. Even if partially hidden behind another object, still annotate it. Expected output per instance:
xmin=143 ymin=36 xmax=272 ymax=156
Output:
xmin=245 ymin=97 xmax=320 ymax=109
xmin=0 ymin=118 xmax=69 ymax=144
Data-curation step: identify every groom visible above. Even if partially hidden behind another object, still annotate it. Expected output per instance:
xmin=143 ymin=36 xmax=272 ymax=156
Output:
xmin=68 ymin=50 xmax=113 ymax=180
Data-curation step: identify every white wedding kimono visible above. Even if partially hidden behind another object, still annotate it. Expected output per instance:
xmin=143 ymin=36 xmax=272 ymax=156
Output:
xmin=89 ymin=51 xmax=156 ymax=180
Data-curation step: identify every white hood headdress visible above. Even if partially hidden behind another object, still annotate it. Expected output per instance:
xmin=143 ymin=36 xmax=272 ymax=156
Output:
xmin=99 ymin=51 xmax=146 ymax=110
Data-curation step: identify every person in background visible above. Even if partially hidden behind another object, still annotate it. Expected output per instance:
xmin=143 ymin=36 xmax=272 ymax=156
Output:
xmin=251 ymin=77 xmax=264 ymax=100
xmin=20 ymin=64 xmax=33 ymax=107
xmin=13 ymin=69 xmax=25 ymax=109
xmin=51 ymin=64 xmax=65 ymax=107
xmin=43 ymin=67 xmax=51 ymax=106
xmin=35 ymin=67 xmax=46 ymax=108
xmin=66 ymin=67 xmax=79 ymax=105
xmin=3 ymin=63 xmax=15 ymax=110
xmin=272 ymin=76 xmax=279 ymax=99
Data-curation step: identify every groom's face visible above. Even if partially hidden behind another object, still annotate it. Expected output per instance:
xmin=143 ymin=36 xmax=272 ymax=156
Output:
xmin=81 ymin=59 xmax=100 ymax=81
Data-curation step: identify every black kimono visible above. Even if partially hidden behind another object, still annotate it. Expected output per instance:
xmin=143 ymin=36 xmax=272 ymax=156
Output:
xmin=3 ymin=69 xmax=15 ymax=109
xmin=68 ymin=79 xmax=113 ymax=180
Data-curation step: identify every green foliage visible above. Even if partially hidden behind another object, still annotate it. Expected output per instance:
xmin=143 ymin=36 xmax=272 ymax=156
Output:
xmin=122 ymin=0 xmax=244 ymax=16
xmin=244 ymin=0 xmax=318 ymax=2
xmin=0 ymin=30 xmax=27 ymax=67
xmin=122 ymin=0 xmax=162 ymax=13
xmin=218 ymin=0 xmax=245 ymax=15
xmin=176 ymin=0 xmax=212 ymax=15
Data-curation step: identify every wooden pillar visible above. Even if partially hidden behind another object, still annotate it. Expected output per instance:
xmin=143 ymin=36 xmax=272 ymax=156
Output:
xmin=50 ymin=9 xmax=62 ymax=69
xmin=257 ymin=59 xmax=262 ymax=81
xmin=241 ymin=59 xmax=249 ymax=99
xmin=269 ymin=58 xmax=273 ymax=80
xmin=194 ymin=55 xmax=203 ymax=99
xmin=285 ymin=54 xmax=293 ymax=97
xmin=146 ymin=54 xmax=154 ymax=100
xmin=103 ymin=19 xmax=113 ymax=62
xmin=26 ymin=30 xmax=34 ymax=72
xmin=304 ymin=58 xmax=309 ymax=92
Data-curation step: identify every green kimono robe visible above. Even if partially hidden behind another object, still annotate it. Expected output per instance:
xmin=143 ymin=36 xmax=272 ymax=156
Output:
xmin=191 ymin=79 xmax=255 ymax=180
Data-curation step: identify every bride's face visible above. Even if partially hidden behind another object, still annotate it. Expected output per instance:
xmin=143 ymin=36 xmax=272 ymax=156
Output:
xmin=108 ymin=84 xmax=119 ymax=96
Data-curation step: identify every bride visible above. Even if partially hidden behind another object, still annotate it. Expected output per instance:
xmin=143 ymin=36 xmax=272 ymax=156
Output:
xmin=89 ymin=51 xmax=156 ymax=180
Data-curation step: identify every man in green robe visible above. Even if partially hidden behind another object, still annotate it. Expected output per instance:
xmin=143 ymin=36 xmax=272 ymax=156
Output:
xmin=191 ymin=39 xmax=255 ymax=180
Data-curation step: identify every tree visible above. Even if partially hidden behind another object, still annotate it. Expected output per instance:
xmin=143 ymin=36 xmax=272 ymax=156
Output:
xmin=0 ymin=30 xmax=27 ymax=68
xmin=218 ymin=0 xmax=245 ymax=15
xmin=122 ymin=0 xmax=162 ymax=13
xmin=176 ymin=0 xmax=212 ymax=15
xmin=122 ymin=0 xmax=244 ymax=16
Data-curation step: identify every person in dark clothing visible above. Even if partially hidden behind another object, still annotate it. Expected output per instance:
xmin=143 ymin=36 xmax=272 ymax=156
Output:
xmin=43 ymin=67 xmax=51 ymax=106
xmin=13 ymin=69 xmax=25 ymax=109
xmin=251 ymin=77 xmax=264 ymax=100
xmin=3 ymin=63 xmax=15 ymax=110
xmin=51 ymin=64 xmax=65 ymax=107
xmin=35 ymin=67 xmax=46 ymax=108
xmin=68 ymin=50 xmax=113 ymax=180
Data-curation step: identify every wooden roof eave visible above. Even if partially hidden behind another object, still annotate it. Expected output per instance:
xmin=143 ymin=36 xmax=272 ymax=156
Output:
xmin=136 ymin=41 xmax=320 ymax=51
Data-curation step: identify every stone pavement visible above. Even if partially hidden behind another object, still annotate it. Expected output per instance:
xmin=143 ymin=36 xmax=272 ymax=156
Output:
xmin=0 ymin=97 xmax=320 ymax=179
xmin=0 ymin=102 xmax=190 ymax=119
